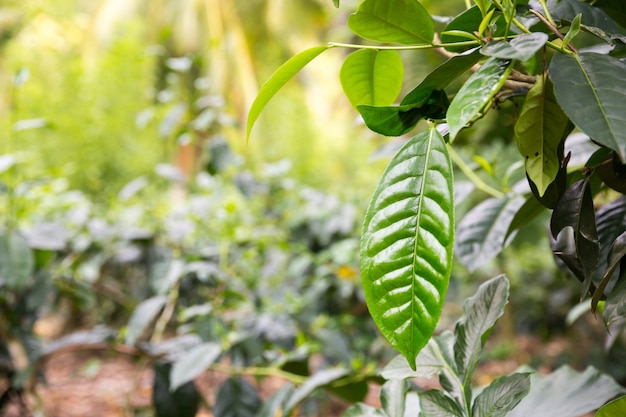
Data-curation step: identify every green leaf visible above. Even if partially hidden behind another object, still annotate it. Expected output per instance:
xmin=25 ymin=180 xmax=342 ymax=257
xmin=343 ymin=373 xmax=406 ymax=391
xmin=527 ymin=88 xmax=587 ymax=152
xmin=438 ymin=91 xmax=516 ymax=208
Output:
xmin=596 ymin=395 xmax=626 ymax=417
xmin=0 ymin=231 xmax=34 ymax=290
xmin=506 ymin=195 xmax=546 ymax=240
xmin=455 ymin=195 xmax=526 ymax=272
xmin=507 ymin=366 xmax=626 ymax=417
xmin=562 ymin=14 xmax=582 ymax=49
xmin=361 ymin=128 xmax=454 ymax=369
xmin=169 ymin=342 xmax=221 ymax=391
xmin=442 ymin=6 xmax=503 ymax=52
xmin=246 ymin=45 xmax=328 ymax=141
xmin=481 ymin=33 xmax=549 ymax=61
xmin=153 ymin=362 xmax=199 ymax=417
xmin=284 ymin=368 xmax=351 ymax=415
xmin=332 ymin=0 xmax=340 ymax=7
xmin=549 ymin=53 xmax=626 ymax=162
xmin=340 ymin=49 xmax=404 ymax=108
xmin=256 ymin=384 xmax=295 ymax=417
xmin=549 ymin=0 xmax=619 ymax=36
xmin=471 ymin=373 xmax=530 ymax=417
xmin=125 ymin=295 xmax=167 ymax=346
xmin=592 ymin=230 xmax=626 ymax=312
xmin=419 ymin=390 xmax=464 ymax=417
xmin=348 ymin=0 xmax=434 ymax=45
xmin=213 ymin=377 xmax=261 ymax=417
xmin=447 ymin=57 xmax=513 ymax=141
xmin=342 ymin=403 xmax=388 ymax=417
xmin=514 ymin=75 xmax=570 ymax=196
xmin=381 ymin=379 xmax=408 ymax=417
xmin=454 ymin=275 xmax=510 ymax=391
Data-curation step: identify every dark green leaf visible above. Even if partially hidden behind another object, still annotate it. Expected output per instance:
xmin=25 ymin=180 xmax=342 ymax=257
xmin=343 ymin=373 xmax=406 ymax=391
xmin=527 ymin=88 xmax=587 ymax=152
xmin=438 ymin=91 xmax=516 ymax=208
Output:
xmin=514 ymin=75 xmax=570 ymax=196
xmin=381 ymin=379 xmax=408 ymax=417
xmin=246 ymin=46 xmax=328 ymax=140
xmin=284 ymin=368 xmax=351 ymax=415
xmin=153 ymin=362 xmax=200 ymax=417
xmin=448 ymin=57 xmax=513 ymax=141
xmin=596 ymin=395 xmax=626 ymax=417
xmin=604 ymin=274 xmax=626 ymax=326
xmin=549 ymin=0 xmax=619 ymax=36
xmin=348 ymin=0 xmax=434 ymax=45
xmin=419 ymin=390 xmax=464 ymax=417
xmin=340 ymin=49 xmax=404 ymax=108
xmin=328 ymin=378 xmax=370 ymax=403
xmin=342 ymin=403 xmax=388 ymax=417
xmin=125 ymin=295 xmax=167 ymax=346
xmin=442 ymin=6 xmax=500 ymax=52
xmin=471 ymin=373 xmax=530 ymax=417
xmin=0 ymin=231 xmax=34 ymax=290
xmin=361 ymin=128 xmax=454 ymax=369
xmin=592 ymin=231 xmax=626 ymax=312
xmin=481 ymin=33 xmax=549 ymax=61
xmin=213 ymin=377 xmax=261 ymax=417
xmin=507 ymin=366 xmax=626 ymax=417
xmin=454 ymin=275 xmax=510 ymax=394
xmin=456 ymin=195 xmax=526 ymax=272
xmin=169 ymin=343 xmax=221 ymax=391
xmin=549 ymin=53 xmax=626 ymax=162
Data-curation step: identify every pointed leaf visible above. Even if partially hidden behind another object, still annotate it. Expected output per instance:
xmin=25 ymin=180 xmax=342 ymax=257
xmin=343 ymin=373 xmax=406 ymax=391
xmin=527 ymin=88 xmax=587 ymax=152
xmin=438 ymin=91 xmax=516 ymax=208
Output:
xmin=419 ymin=390 xmax=464 ymax=417
xmin=342 ymin=403 xmax=388 ymax=417
xmin=284 ymin=368 xmax=351 ymax=415
xmin=341 ymin=49 xmax=404 ymax=108
xmin=246 ymin=46 xmax=328 ymax=140
xmin=169 ymin=342 xmax=221 ymax=391
xmin=381 ymin=379 xmax=408 ymax=417
xmin=596 ymin=395 xmax=626 ymax=417
xmin=125 ymin=296 xmax=167 ymax=346
xmin=456 ymin=195 xmax=526 ymax=272
xmin=448 ymin=58 xmax=513 ymax=141
xmin=514 ymin=75 xmax=570 ymax=196
xmin=549 ymin=53 xmax=626 ymax=162
xmin=0 ymin=231 xmax=34 ymax=290
xmin=507 ymin=366 xmax=626 ymax=417
xmin=471 ymin=373 xmax=530 ymax=417
xmin=213 ymin=377 xmax=261 ymax=417
xmin=481 ymin=33 xmax=549 ymax=61
xmin=454 ymin=275 xmax=510 ymax=389
xmin=361 ymin=128 xmax=454 ymax=369
xmin=348 ymin=0 xmax=434 ymax=45
xmin=562 ymin=14 xmax=582 ymax=48
xmin=592 ymin=231 xmax=626 ymax=312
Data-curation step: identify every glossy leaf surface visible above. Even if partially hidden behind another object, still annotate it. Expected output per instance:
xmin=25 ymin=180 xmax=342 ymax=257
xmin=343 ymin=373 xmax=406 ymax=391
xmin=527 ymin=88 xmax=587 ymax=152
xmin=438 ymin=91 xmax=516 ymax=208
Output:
xmin=549 ymin=53 xmax=626 ymax=162
xmin=456 ymin=195 xmax=526 ymax=272
xmin=515 ymin=75 xmax=570 ymax=196
xmin=507 ymin=366 xmax=626 ymax=417
xmin=448 ymin=58 xmax=513 ymax=141
xmin=454 ymin=275 xmax=510 ymax=391
xmin=341 ymin=49 xmax=404 ymax=108
xmin=361 ymin=128 xmax=454 ymax=369
xmin=471 ymin=373 xmax=530 ymax=417
xmin=348 ymin=0 xmax=434 ymax=45
xmin=481 ymin=33 xmax=549 ymax=61
xmin=596 ymin=395 xmax=626 ymax=417
xmin=170 ymin=342 xmax=221 ymax=391
xmin=213 ymin=377 xmax=261 ymax=417
xmin=246 ymin=46 xmax=328 ymax=140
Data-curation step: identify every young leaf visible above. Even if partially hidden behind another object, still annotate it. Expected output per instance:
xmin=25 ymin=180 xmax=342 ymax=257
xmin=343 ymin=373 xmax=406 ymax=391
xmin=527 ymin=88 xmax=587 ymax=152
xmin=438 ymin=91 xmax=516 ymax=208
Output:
xmin=549 ymin=53 xmax=626 ymax=162
xmin=348 ymin=0 xmax=434 ymax=45
xmin=125 ymin=295 xmax=167 ymax=346
xmin=481 ymin=32 xmax=549 ymax=61
xmin=447 ymin=57 xmax=513 ymax=141
xmin=514 ymin=75 xmax=570 ymax=197
xmin=506 ymin=366 xmax=626 ymax=417
xmin=0 ymin=231 xmax=34 ymax=290
xmin=246 ymin=45 xmax=328 ymax=141
xmin=169 ymin=342 xmax=221 ymax=391
xmin=213 ymin=377 xmax=261 ymax=417
xmin=340 ymin=49 xmax=404 ymax=108
xmin=361 ymin=128 xmax=454 ymax=370
xmin=471 ymin=373 xmax=530 ymax=417
xmin=442 ymin=6 xmax=501 ymax=52
xmin=454 ymin=275 xmax=510 ymax=391
xmin=562 ymin=14 xmax=582 ymax=49
xmin=455 ymin=195 xmax=526 ymax=272
xmin=596 ymin=395 xmax=626 ymax=417
xmin=381 ymin=379 xmax=408 ymax=417
xmin=419 ymin=390 xmax=464 ymax=417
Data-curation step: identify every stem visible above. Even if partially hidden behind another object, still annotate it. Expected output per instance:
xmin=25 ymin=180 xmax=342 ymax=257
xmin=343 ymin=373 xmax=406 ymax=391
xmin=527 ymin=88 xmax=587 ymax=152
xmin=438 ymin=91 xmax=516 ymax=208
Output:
xmin=208 ymin=363 xmax=308 ymax=384
xmin=446 ymin=144 xmax=505 ymax=198
xmin=529 ymin=9 xmax=579 ymax=53
xmin=327 ymin=40 xmax=480 ymax=50
xmin=538 ymin=0 xmax=557 ymax=27
xmin=151 ymin=283 xmax=179 ymax=344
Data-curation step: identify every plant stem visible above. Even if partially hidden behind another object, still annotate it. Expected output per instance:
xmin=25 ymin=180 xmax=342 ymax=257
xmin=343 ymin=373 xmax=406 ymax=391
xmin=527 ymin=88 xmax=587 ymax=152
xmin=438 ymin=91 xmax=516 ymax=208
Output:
xmin=327 ymin=40 xmax=480 ymax=50
xmin=446 ymin=144 xmax=505 ymax=198
xmin=538 ymin=0 xmax=557 ymax=27
xmin=529 ymin=9 xmax=579 ymax=53
xmin=209 ymin=363 xmax=309 ymax=384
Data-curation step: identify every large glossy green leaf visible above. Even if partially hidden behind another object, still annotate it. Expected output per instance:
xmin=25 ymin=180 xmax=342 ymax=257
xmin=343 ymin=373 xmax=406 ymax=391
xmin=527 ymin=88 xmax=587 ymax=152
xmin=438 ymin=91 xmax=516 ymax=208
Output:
xmin=246 ymin=45 xmax=328 ymax=141
xmin=0 ymin=231 xmax=34 ymax=290
xmin=596 ymin=395 xmax=626 ymax=417
xmin=481 ymin=33 xmax=549 ymax=61
xmin=507 ymin=366 xmax=626 ymax=417
xmin=454 ymin=275 xmax=509 ymax=394
xmin=348 ymin=0 xmax=434 ymax=45
xmin=361 ymin=128 xmax=454 ymax=369
xmin=125 ymin=295 xmax=167 ymax=346
xmin=549 ymin=53 xmax=626 ymax=162
xmin=448 ymin=57 xmax=513 ymax=141
xmin=340 ymin=49 xmax=404 ymax=108
xmin=169 ymin=342 xmax=221 ymax=391
xmin=514 ymin=75 xmax=570 ymax=196
xmin=471 ymin=373 xmax=530 ymax=417
xmin=455 ymin=195 xmax=526 ymax=272
xmin=419 ymin=390 xmax=464 ymax=417
xmin=213 ymin=377 xmax=261 ymax=417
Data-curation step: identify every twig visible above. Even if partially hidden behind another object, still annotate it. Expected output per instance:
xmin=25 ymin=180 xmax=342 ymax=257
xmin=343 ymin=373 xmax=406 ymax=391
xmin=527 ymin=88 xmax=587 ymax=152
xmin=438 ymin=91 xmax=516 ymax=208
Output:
xmin=529 ymin=9 xmax=579 ymax=53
